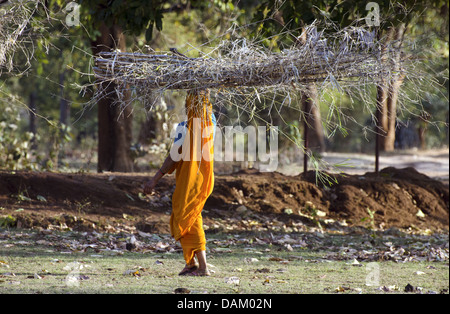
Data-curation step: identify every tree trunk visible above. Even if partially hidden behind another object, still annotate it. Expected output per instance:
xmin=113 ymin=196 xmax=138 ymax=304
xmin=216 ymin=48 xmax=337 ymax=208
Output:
xmin=418 ymin=125 xmax=427 ymax=150
xmin=297 ymin=28 xmax=326 ymax=173
xmin=301 ymin=84 xmax=326 ymax=172
xmin=59 ymin=69 xmax=70 ymax=126
xmin=302 ymin=84 xmax=325 ymax=153
xmin=138 ymin=113 xmax=157 ymax=145
xmin=384 ymin=24 xmax=406 ymax=151
xmin=376 ymin=24 xmax=406 ymax=152
xmin=91 ymin=23 xmax=133 ymax=172
xmin=29 ymin=90 xmax=37 ymax=149
xmin=375 ymin=27 xmax=394 ymax=157
xmin=58 ymin=67 xmax=70 ymax=161
xmin=375 ymin=25 xmax=404 ymax=172
xmin=375 ymin=81 xmax=387 ymax=173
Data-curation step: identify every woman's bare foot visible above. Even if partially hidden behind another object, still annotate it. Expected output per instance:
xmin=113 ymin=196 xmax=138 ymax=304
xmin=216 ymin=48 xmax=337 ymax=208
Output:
xmin=186 ymin=268 xmax=211 ymax=276
xmin=178 ymin=263 xmax=198 ymax=276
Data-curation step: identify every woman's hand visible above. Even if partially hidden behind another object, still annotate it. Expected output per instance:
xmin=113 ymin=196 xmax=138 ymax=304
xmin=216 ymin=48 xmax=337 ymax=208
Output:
xmin=143 ymin=178 xmax=157 ymax=195
xmin=143 ymin=157 xmax=176 ymax=195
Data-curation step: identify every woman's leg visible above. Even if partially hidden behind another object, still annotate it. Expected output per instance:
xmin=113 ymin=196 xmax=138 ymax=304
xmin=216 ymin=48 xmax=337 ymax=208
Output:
xmin=195 ymin=250 xmax=207 ymax=271
xmin=189 ymin=250 xmax=210 ymax=276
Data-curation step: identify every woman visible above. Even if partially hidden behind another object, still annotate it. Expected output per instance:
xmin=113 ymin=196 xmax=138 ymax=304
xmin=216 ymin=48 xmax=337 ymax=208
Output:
xmin=143 ymin=89 xmax=215 ymax=276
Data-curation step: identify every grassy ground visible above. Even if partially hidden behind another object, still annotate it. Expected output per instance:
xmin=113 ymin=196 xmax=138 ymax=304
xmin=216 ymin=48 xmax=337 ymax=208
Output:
xmin=0 ymin=228 xmax=448 ymax=294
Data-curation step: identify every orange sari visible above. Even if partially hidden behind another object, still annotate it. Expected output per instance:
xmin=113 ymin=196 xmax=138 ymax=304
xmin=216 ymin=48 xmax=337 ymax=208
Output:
xmin=169 ymin=90 xmax=215 ymax=264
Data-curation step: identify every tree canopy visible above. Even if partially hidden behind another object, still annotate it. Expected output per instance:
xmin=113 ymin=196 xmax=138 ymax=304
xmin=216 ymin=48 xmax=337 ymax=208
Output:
xmin=0 ymin=0 xmax=448 ymax=172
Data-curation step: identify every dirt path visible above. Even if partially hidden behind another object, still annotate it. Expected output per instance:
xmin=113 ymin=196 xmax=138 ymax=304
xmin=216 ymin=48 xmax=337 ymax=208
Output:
xmin=278 ymin=149 xmax=449 ymax=181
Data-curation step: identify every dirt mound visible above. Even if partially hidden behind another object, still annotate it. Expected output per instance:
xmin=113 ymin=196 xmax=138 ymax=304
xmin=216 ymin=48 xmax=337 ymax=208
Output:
xmin=0 ymin=167 xmax=448 ymax=233
xmin=207 ymin=167 xmax=448 ymax=231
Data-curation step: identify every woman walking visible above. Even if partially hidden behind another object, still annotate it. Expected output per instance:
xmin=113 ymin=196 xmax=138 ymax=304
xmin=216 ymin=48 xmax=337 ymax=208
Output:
xmin=143 ymin=89 xmax=215 ymax=276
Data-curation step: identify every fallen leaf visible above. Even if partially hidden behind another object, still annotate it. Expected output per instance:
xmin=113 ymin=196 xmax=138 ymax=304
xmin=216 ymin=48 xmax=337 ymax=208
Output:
xmin=388 ymin=285 xmax=399 ymax=291
xmin=244 ymin=257 xmax=259 ymax=263
xmin=174 ymin=288 xmax=190 ymax=294
xmin=335 ymin=286 xmax=350 ymax=292
xmin=225 ymin=277 xmax=240 ymax=285
xmin=36 ymin=195 xmax=47 ymax=202
xmin=254 ymin=237 xmax=266 ymax=245
xmin=349 ymin=259 xmax=362 ymax=267
xmin=404 ymin=283 xmax=415 ymax=292
xmin=416 ymin=209 xmax=426 ymax=218
xmin=255 ymin=268 xmax=271 ymax=273
xmin=262 ymin=279 xmax=271 ymax=285
xmin=137 ymin=230 xmax=152 ymax=238
xmin=123 ymin=269 xmax=140 ymax=277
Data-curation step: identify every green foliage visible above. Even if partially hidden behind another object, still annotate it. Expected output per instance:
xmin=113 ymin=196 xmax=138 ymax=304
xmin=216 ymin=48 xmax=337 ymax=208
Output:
xmin=0 ymin=215 xmax=16 ymax=228
xmin=44 ymin=122 xmax=74 ymax=170
xmin=78 ymin=0 xmax=164 ymax=41
xmin=0 ymin=98 xmax=38 ymax=170
xmin=0 ymin=87 xmax=74 ymax=171
xmin=78 ymin=0 xmax=237 ymax=41
xmin=361 ymin=208 xmax=376 ymax=230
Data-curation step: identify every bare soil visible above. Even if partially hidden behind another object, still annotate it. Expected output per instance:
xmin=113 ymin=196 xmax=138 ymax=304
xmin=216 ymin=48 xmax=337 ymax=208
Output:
xmin=0 ymin=167 xmax=448 ymax=234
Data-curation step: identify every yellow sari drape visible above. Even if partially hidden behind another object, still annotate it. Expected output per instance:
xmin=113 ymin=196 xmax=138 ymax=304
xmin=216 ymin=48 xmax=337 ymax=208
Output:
xmin=169 ymin=90 xmax=214 ymax=264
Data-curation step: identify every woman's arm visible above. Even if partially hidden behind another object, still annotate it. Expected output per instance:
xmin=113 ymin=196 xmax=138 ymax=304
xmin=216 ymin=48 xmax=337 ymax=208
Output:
xmin=143 ymin=154 xmax=178 ymax=195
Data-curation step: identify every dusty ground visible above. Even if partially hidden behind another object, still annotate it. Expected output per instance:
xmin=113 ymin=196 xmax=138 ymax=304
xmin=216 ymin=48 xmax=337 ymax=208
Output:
xmin=0 ymin=164 xmax=448 ymax=234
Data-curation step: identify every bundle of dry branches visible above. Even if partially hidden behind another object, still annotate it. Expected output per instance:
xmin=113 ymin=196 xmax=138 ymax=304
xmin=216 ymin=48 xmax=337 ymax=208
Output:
xmin=89 ymin=21 xmax=441 ymax=175
xmin=93 ymin=25 xmax=398 ymax=94
xmin=0 ymin=0 xmax=42 ymax=73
